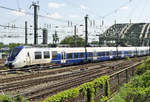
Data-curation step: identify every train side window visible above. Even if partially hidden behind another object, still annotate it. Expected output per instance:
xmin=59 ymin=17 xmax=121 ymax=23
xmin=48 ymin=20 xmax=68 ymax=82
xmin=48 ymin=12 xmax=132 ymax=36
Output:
xmin=97 ymin=52 xmax=100 ymax=56
xmin=119 ymin=51 xmax=122 ymax=55
xmin=27 ymin=52 xmax=30 ymax=57
xmin=134 ymin=51 xmax=136 ymax=54
xmin=128 ymin=51 xmax=131 ymax=55
xmin=44 ymin=51 xmax=50 ymax=59
xmin=80 ymin=53 xmax=84 ymax=58
xmin=110 ymin=51 xmax=113 ymax=56
xmin=106 ymin=52 xmax=109 ymax=56
xmin=52 ymin=51 xmax=57 ymax=59
xmin=109 ymin=51 xmax=111 ymax=56
xmin=67 ymin=53 xmax=73 ymax=59
xmin=113 ymin=51 xmax=116 ymax=56
xmin=94 ymin=51 xmax=97 ymax=57
xmin=102 ymin=52 xmax=105 ymax=56
xmin=140 ymin=50 xmax=142 ymax=54
xmin=35 ymin=52 xmax=42 ymax=59
xmin=74 ymin=53 xmax=78 ymax=58
xmin=89 ymin=52 xmax=93 ymax=57
xmin=99 ymin=52 xmax=101 ymax=56
xmin=127 ymin=51 xmax=129 ymax=55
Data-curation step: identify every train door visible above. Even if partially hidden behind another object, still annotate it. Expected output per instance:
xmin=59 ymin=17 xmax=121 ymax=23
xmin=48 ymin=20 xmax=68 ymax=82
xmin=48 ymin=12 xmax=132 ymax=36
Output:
xmin=93 ymin=51 xmax=97 ymax=61
xmin=110 ymin=51 xmax=113 ymax=59
xmin=26 ymin=52 xmax=31 ymax=66
xmin=61 ymin=52 xmax=66 ymax=64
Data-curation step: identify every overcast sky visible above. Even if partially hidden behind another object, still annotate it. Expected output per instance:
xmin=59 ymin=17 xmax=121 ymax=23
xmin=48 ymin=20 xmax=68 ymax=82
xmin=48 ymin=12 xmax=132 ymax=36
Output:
xmin=0 ymin=0 xmax=150 ymax=44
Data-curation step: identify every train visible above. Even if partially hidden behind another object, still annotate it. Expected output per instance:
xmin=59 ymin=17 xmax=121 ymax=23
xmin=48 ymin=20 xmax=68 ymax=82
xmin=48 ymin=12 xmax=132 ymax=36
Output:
xmin=5 ymin=46 xmax=149 ymax=68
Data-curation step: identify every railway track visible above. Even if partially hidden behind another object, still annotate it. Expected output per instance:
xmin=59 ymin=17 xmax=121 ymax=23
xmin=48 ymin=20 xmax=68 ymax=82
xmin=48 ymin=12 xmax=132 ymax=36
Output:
xmin=0 ymin=59 xmax=5 ymax=63
xmin=0 ymin=59 xmax=125 ymax=83
xmin=0 ymin=56 xmax=145 ymax=75
xmin=0 ymin=66 xmax=108 ymax=92
xmin=0 ymin=59 xmax=5 ymax=69
xmin=26 ymin=59 xmax=141 ymax=102
xmin=0 ymin=56 xmax=147 ymax=102
xmin=0 ymin=61 xmax=105 ymax=75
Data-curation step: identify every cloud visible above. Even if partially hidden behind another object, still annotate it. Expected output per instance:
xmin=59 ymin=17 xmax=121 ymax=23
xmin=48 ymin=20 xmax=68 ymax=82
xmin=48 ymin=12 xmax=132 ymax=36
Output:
xmin=80 ymin=5 xmax=89 ymax=10
xmin=48 ymin=2 xmax=65 ymax=9
xmin=121 ymin=6 xmax=128 ymax=10
xmin=69 ymin=14 xmax=79 ymax=18
xmin=10 ymin=10 xmax=25 ymax=16
xmin=47 ymin=12 xmax=63 ymax=19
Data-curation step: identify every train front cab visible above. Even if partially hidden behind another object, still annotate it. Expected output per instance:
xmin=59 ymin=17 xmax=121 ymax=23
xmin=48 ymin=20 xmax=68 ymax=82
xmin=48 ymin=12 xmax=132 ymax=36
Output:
xmin=5 ymin=46 xmax=24 ymax=68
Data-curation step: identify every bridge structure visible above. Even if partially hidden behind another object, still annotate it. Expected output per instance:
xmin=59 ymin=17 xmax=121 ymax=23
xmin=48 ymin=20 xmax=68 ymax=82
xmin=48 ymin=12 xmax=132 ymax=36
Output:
xmin=99 ymin=23 xmax=150 ymax=47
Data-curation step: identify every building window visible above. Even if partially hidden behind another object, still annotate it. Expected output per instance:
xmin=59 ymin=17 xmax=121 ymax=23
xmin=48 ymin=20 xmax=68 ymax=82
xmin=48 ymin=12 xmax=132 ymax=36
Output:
xmin=35 ymin=52 xmax=42 ymax=59
xmin=52 ymin=51 xmax=57 ymax=59
xmin=44 ymin=51 xmax=50 ymax=59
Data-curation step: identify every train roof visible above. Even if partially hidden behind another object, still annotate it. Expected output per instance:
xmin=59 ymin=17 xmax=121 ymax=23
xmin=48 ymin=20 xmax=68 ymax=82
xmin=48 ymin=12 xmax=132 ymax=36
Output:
xmin=20 ymin=45 xmax=149 ymax=49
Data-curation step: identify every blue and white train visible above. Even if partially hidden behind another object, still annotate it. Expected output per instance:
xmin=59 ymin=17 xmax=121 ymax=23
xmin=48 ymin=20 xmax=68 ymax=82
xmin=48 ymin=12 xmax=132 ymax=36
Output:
xmin=5 ymin=46 xmax=149 ymax=68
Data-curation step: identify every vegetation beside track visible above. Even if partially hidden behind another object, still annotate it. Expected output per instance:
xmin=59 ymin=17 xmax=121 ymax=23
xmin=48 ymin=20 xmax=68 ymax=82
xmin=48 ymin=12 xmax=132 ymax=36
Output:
xmin=0 ymin=57 xmax=146 ymax=102
xmin=109 ymin=57 xmax=150 ymax=102
xmin=42 ymin=75 xmax=110 ymax=102
xmin=0 ymin=94 xmax=29 ymax=102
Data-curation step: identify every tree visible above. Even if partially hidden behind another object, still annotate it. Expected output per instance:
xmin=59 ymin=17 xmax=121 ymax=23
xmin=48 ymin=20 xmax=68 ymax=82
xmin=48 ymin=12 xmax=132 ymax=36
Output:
xmin=60 ymin=35 xmax=85 ymax=47
xmin=8 ymin=43 xmax=23 ymax=52
xmin=53 ymin=31 xmax=59 ymax=45
xmin=91 ymin=41 xmax=99 ymax=45
xmin=0 ymin=42 xmax=4 ymax=48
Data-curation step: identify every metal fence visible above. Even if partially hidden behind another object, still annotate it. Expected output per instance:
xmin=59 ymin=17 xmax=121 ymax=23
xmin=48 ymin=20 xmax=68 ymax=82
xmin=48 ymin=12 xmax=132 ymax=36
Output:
xmin=66 ymin=61 xmax=142 ymax=102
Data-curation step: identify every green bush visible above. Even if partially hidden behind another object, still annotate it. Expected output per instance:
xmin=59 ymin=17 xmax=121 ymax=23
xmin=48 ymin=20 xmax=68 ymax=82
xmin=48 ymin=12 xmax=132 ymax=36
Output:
xmin=0 ymin=94 xmax=29 ymax=102
xmin=109 ymin=93 xmax=124 ymax=102
xmin=125 ymin=56 xmax=131 ymax=61
xmin=14 ymin=94 xmax=29 ymax=102
xmin=43 ymin=88 xmax=79 ymax=102
xmin=79 ymin=82 xmax=95 ymax=102
xmin=43 ymin=75 xmax=110 ymax=102
xmin=136 ymin=57 xmax=150 ymax=75
xmin=0 ymin=94 xmax=14 ymax=102
xmin=99 ymin=96 xmax=108 ymax=102
xmin=109 ymin=57 xmax=150 ymax=102
xmin=109 ymin=69 xmax=150 ymax=102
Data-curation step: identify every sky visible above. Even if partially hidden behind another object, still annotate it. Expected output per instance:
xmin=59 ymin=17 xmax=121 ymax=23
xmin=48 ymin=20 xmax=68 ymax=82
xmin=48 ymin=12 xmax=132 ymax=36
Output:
xmin=0 ymin=0 xmax=150 ymax=44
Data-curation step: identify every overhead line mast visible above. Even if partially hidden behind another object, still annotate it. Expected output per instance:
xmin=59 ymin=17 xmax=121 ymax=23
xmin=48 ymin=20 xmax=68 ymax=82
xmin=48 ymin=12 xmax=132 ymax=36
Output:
xmin=85 ymin=14 xmax=88 ymax=61
xmin=30 ymin=2 xmax=40 ymax=45
xmin=25 ymin=21 xmax=28 ymax=45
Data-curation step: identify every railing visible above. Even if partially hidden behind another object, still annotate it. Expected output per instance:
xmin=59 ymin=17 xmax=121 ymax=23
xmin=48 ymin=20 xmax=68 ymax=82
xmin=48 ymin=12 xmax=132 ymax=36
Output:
xmin=66 ymin=61 xmax=143 ymax=102
xmin=108 ymin=62 xmax=141 ymax=96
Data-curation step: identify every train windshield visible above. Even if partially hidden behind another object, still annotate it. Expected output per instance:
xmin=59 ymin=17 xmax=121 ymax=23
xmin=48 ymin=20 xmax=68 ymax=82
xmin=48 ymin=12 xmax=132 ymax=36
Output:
xmin=9 ymin=48 xmax=21 ymax=58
